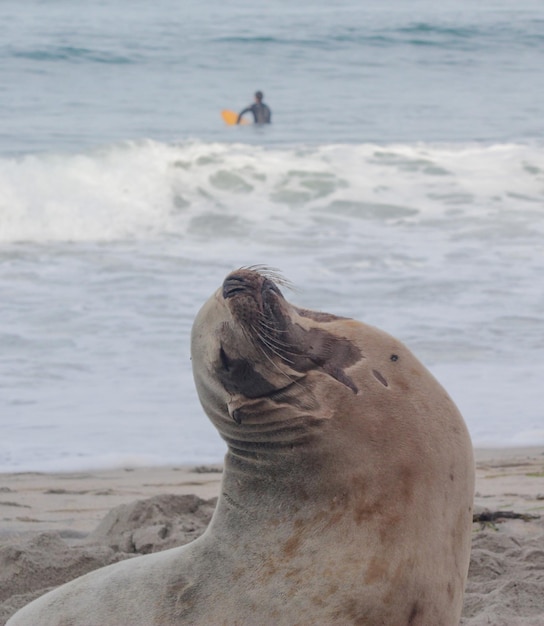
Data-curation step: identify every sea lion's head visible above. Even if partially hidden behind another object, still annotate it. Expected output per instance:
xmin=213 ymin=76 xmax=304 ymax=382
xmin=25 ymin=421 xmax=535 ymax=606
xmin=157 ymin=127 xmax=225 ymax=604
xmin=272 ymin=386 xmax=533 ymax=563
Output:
xmin=190 ymin=267 xmax=364 ymax=449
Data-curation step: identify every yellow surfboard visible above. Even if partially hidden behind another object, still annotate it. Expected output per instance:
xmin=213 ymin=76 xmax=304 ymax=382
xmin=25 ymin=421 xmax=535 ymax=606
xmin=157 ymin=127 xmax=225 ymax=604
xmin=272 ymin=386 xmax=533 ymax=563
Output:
xmin=221 ymin=110 xmax=250 ymax=125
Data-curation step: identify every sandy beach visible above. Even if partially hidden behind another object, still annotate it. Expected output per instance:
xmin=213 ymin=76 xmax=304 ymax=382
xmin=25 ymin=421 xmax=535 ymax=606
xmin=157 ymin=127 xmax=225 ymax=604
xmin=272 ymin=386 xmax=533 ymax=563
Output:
xmin=1 ymin=448 xmax=543 ymax=625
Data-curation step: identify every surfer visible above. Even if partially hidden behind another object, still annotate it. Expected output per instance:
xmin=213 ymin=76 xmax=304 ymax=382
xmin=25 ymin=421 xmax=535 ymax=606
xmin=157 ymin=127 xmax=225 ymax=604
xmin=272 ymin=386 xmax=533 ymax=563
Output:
xmin=237 ymin=91 xmax=271 ymax=125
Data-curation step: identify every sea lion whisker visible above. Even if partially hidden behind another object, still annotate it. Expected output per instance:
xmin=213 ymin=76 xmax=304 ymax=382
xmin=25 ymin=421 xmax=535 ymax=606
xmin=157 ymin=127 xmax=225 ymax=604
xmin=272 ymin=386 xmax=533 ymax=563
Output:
xmin=256 ymin=318 xmax=290 ymax=334
xmin=239 ymin=264 xmax=296 ymax=292
xmin=246 ymin=325 xmax=302 ymax=389
xmin=250 ymin=324 xmax=296 ymax=366
xmin=253 ymin=324 xmax=300 ymax=362
xmin=254 ymin=338 xmax=299 ymax=386
xmin=259 ymin=336 xmax=298 ymax=362
xmin=255 ymin=318 xmax=297 ymax=347
xmin=255 ymin=323 xmax=297 ymax=352
xmin=224 ymin=321 xmax=298 ymax=389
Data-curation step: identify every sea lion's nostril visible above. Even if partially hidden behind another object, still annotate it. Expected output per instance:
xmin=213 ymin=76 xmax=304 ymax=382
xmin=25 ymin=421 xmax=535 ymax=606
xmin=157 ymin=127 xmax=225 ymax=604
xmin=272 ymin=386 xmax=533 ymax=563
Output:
xmin=222 ymin=274 xmax=249 ymax=299
xmin=261 ymin=278 xmax=281 ymax=297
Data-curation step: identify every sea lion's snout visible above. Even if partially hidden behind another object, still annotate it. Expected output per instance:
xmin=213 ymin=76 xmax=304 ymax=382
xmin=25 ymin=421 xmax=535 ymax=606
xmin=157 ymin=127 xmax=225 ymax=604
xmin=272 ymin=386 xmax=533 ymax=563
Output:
xmin=222 ymin=270 xmax=283 ymax=302
xmin=217 ymin=268 xmax=361 ymax=396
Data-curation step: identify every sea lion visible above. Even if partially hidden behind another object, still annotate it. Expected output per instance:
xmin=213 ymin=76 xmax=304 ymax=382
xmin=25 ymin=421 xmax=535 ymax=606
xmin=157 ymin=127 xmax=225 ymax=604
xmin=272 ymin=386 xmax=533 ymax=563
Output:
xmin=8 ymin=267 xmax=475 ymax=626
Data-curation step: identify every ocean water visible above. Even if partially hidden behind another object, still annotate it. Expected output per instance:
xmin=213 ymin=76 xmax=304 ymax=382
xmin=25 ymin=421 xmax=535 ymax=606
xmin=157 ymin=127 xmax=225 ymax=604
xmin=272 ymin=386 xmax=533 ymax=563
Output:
xmin=1 ymin=0 xmax=543 ymax=472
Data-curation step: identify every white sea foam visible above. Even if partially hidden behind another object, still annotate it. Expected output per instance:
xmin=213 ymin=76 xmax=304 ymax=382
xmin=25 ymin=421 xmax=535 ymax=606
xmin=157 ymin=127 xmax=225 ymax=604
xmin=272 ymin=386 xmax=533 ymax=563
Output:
xmin=1 ymin=140 xmax=542 ymax=242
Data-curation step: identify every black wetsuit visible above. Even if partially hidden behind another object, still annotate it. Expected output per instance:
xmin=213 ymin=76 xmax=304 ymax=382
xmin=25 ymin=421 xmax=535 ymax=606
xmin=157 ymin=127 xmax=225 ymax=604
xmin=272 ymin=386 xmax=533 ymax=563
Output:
xmin=237 ymin=102 xmax=271 ymax=124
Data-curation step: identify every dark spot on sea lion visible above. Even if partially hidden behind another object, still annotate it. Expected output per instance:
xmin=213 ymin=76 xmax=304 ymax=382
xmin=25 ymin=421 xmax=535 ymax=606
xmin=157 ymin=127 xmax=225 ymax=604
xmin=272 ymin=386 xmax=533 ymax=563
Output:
xmin=372 ymin=370 xmax=388 ymax=387
xmin=216 ymin=351 xmax=277 ymax=399
xmin=323 ymin=364 xmax=358 ymax=393
xmin=219 ymin=346 xmax=230 ymax=371
xmin=232 ymin=408 xmax=242 ymax=424
xmin=282 ymin=527 xmax=304 ymax=558
xmin=390 ymin=354 xmax=399 ymax=362
xmin=286 ymin=324 xmax=361 ymax=392
xmin=408 ymin=601 xmax=421 ymax=624
xmin=338 ymin=598 xmax=370 ymax=625
xmin=364 ymin=556 xmax=390 ymax=584
xmin=450 ymin=473 xmax=454 ymax=481
xmin=169 ymin=575 xmax=200 ymax=619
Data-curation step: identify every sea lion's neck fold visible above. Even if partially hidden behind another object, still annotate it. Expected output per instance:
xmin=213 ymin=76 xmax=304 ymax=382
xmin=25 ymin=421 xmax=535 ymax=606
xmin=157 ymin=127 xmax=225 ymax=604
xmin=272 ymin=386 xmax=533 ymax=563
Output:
xmin=208 ymin=419 xmax=347 ymax=531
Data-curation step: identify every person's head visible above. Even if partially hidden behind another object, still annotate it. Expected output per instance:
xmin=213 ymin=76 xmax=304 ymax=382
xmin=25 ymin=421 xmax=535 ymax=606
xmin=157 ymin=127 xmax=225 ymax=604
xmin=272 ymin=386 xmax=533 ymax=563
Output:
xmin=254 ymin=91 xmax=263 ymax=102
